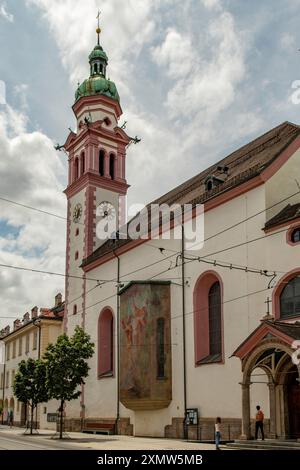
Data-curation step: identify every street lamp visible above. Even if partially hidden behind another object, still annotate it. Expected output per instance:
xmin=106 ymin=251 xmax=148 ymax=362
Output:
xmin=0 ymin=340 xmax=5 ymax=425
xmin=33 ymin=318 xmax=41 ymax=360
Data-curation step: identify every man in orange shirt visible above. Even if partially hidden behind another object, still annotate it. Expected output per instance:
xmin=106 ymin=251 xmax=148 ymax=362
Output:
xmin=255 ymin=405 xmax=264 ymax=440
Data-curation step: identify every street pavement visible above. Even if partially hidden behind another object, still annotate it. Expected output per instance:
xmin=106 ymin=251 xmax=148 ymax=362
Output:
xmin=0 ymin=425 xmax=217 ymax=451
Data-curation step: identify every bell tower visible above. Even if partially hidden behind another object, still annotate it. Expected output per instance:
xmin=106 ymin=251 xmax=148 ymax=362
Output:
xmin=63 ymin=21 xmax=130 ymax=325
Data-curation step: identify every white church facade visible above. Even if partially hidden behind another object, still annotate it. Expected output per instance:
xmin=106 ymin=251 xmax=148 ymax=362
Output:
xmin=62 ymin=28 xmax=300 ymax=440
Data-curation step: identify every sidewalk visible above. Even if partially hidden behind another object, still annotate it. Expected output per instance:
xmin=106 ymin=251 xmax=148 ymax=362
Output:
xmin=0 ymin=425 xmax=217 ymax=450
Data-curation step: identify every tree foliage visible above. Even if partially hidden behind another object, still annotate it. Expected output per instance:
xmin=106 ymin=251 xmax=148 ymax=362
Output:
xmin=44 ymin=326 xmax=94 ymax=438
xmin=13 ymin=358 xmax=49 ymax=434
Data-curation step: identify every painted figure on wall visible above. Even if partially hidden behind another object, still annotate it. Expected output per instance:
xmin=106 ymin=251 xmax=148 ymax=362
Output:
xmin=120 ymin=282 xmax=172 ymax=409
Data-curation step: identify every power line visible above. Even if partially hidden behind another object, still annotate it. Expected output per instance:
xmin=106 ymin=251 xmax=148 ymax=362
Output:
xmin=0 ymin=263 xmax=105 ymax=283
xmin=183 ymin=189 xmax=300 ymax=251
xmin=0 ymin=196 xmax=67 ymax=222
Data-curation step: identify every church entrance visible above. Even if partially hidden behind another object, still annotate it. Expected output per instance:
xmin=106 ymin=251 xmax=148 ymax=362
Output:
xmin=232 ymin=320 xmax=300 ymax=440
xmin=287 ymin=366 xmax=300 ymax=438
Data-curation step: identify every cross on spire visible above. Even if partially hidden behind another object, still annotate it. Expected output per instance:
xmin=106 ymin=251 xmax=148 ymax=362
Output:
xmin=96 ymin=9 xmax=101 ymax=45
xmin=265 ymin=297 xmax=272 ymax=317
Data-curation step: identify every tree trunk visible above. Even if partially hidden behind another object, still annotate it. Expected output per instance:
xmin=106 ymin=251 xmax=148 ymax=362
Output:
xmin=30 ymin=404 xmax=34 ymax=435
xmin=59 ymin=400 xmax=64 ymax=439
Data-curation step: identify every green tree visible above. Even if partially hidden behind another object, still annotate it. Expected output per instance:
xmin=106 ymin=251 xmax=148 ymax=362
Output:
xmin=13 ymin=358 xmax=49 ymax=435
xmin=44 ymin=326 xmax=94 ymax=439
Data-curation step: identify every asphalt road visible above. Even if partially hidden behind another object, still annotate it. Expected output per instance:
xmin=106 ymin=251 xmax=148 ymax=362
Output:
xmin=0 ymin=430 xmax=88 ymax=450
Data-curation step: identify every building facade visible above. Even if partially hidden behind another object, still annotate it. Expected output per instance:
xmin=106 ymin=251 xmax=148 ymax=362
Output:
xmin=62 ymin=27 xmax=300 ymax=440
xmin=0 ymin=294 xmax=64 ymax=430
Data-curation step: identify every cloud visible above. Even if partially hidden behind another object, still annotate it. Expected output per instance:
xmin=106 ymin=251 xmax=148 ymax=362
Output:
xmin=280 ymin=32 xmax=296 ymax=50
xmin=0 ymin=100 xmax=66 ymax=328
xmin=26 ymin=0 xmax=157 ymax=95
xmin=201 ymin=0 xmax=222 ymax=11
xmin=14 ymin=84 xmax=29 ymax=111
xmin=151 ymin=29 xmax=195 ymax=79
xmin=0 ymin=2 xmax=14 ymax=22
xmin=154 ymin=11 xmax=246 ymax=125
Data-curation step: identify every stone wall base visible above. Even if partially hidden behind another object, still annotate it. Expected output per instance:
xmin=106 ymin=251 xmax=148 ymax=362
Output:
xmin=116 ymin=418 xmax=133 ymax=436
xmin=64 ymin=418 xmax=82 ymax=432
xmin=165 ymin=417 xmax=273 ymax=441
xmin=165 ymin=418 xmax=185 ymax=439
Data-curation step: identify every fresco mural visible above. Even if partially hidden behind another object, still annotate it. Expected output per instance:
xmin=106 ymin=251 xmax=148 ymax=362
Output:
xmin=120 ymin=281 xmax=172 ymax=410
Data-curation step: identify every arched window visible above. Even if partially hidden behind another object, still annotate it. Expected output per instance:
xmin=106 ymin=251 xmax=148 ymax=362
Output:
xmin=193 ymin=271 xmax=223 ymax=365
xmin=280 ymin=276 xmax=300 ymax=318
xmin=99 ymin=150 xmax=105 ymax=176
xmin=94 ymin=64 xmax=98 ymax=74
xmin=156 ymin=318 xmax=165 ymax=379
xmin=73 ymin=305 xmax=77 ymax=315
xmin=208 ymin=282 xmax=222 ymax=356
xmin=80 ymin=152 xmax=85 ymax=176
xmin=75 ymin=251 xmax=79 ymax=261
xmin=74 ymin=158 xmax=79 ymax=181
xmin=98 ymin=308 xmax=114 ymax=377
xmin=109 ymin=154 xmax=115 ymax=180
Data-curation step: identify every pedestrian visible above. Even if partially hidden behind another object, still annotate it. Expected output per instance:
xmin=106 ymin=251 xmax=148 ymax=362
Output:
xmin=255 ymin=405 xmax=264 ymax=440
xmin=215 ymin=417 xmax=221 ymax=450
xmin=9 ymin=409 xmax=13 ymax=428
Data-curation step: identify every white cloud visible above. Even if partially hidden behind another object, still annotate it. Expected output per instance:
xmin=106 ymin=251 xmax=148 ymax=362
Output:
xmin=26 ymin=0 xmax=157 ymax=94
xmin=20 ymin=0 xmax=266 ymax=216
xmin=151 ymin=29 xmax=195 ymax=79
xmin=201 ymin=0 xmax=222 ymax=11
xmin=0 ymin=101 xmax=66 ymax=328
xmin=154 ymin=10 xmax=246 ymax=133
xmin=14 ymin=84 xmax=29 ymax=111
xmin=280 ymin=32 xmax=296 ymax=50
xmin=0 ymin=2 xmax=14 ymax=22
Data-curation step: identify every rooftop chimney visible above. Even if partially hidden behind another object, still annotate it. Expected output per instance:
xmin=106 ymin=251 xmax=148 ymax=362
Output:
xmin=31 ymin=306 xmax=38 ymax=319
xmin=23 ymin=312 xmax=30 ymax=324
xmin=13 ymin=319 xmax=22 ymax=331
xmin=55 ymin=293 xmax=62 ymax=307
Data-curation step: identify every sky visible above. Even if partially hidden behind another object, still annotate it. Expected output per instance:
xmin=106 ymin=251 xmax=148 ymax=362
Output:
xmin=0 ymin=0 xmax=300 ymax=329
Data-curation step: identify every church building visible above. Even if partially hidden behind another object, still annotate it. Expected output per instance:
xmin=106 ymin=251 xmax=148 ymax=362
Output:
xmin=62 ymin=24 xmax=300 ymax=440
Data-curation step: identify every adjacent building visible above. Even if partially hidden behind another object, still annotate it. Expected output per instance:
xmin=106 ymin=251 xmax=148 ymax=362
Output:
xmin=0 ymin=293 xmax=64 ymax=429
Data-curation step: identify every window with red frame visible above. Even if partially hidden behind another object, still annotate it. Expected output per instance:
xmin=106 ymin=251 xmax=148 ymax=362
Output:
xmin=280 ymin=276 xmax=300 ymax=318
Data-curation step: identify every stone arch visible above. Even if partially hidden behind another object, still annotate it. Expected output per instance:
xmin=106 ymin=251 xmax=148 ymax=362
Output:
xmin=240 ymin=339 xmax=297 ymax=440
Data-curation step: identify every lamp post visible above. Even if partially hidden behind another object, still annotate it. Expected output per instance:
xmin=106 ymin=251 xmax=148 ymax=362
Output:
xmin=33 ymin=319 xmax=41 ymax=429
xmin=0 ymin=340 xmax=5 ymax=425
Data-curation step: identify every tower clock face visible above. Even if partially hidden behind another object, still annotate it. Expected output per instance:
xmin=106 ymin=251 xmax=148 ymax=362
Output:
xmin=98 ymin=201 xmax=116 ymax=221
xmin=73 ymin=203 xmax=83 ymax=223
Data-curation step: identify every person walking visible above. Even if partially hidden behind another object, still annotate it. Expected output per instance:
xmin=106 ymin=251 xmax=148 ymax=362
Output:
xmin=255 ymin=405 xmax=264 ymax=440
xmin=215 ymin=417 xmax=222 ymax=450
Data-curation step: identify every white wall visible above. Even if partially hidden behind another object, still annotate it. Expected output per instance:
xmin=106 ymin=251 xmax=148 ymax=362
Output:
xmin=66 ymin=148 xmax=300 ymax=436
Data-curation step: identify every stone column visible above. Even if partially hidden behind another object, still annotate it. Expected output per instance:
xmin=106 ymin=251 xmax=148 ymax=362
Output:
xmin=240 ymin=382 xmax=251 ymax=440
xmin=268 ymin=383 xmax=277 ymax=438
xmin=104 ymin=152 xmax=110 ymax=178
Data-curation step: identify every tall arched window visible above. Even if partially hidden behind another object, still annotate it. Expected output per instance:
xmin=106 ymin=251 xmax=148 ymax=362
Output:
xmin=280 ymin=276 xmax=300 ymax=318
xmin=109 ymin=154 xmax=115 ymax=180
xmin=208 ymin=282 xmax=222 ymax=356
xmin=99 ymin=150 xmax=105 ymax=176
xmin=98 ymin=308 xmax=114 ymax=377
xmin=74 ymin=157 xmax=79 ymax=181
xmin=193 ymin=271 xmax=223 ymax=365
xmin=80 ymin=152 xmax=85 ymax=176
xmin=156 ymin=318 xmax=165 ymax=379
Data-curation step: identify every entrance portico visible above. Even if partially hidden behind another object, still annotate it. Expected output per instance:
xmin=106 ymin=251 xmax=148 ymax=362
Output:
xmin=233 ymin=320 xmax=300 ymax=440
